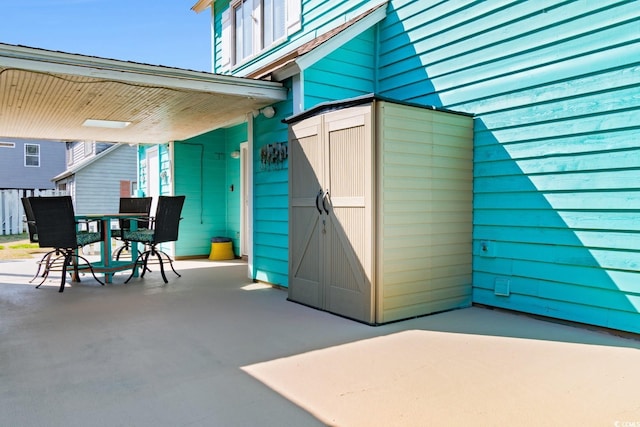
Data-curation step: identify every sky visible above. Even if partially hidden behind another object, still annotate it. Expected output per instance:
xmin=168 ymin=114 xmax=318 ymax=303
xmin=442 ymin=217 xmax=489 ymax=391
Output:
xmin=0 ymin=0 xmax=212 ymax=72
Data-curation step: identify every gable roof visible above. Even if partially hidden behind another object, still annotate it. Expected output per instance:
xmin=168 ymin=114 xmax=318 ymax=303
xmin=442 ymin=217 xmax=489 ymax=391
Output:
xmin=52 ymin=143 xmax=126 ymax=181
xmin=0 ymin=44 xmax=287 ymax=144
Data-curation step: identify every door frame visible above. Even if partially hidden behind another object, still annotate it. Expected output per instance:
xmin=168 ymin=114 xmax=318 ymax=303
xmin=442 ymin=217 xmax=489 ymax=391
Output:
xmin=146 ymin=146 xmax=159 ymax=213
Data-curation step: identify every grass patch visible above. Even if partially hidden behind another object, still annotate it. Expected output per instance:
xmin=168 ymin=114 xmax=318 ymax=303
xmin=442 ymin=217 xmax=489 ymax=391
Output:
xmin=0 ymin=233 xmax=47 ymax=260
xmin=0 ymin=233 xmax=29 ymax=243
xmin=9 ymin=243 xmax=39 ymax=249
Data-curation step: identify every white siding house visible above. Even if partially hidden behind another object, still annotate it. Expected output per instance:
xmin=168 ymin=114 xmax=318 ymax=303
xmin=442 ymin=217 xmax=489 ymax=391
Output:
xmin=53 ymin=143 xmax=138 ymax=214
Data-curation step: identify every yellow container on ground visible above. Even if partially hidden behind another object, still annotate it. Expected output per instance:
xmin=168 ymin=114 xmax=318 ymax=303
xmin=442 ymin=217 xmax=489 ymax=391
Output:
xmin=209 ymin=242 xmax=234 ymax=260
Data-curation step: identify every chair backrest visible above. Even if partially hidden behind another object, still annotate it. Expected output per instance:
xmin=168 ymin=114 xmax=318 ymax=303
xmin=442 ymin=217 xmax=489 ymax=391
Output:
xmin=28 ymin=196 xmax=78 ymax=249
xmin=119 ymin=197 xmax=153 ymax=230
xmin=21 ymin=197 xmax=38 ymax=243
xmin=152 ymin=196 xmax=186 ymax=244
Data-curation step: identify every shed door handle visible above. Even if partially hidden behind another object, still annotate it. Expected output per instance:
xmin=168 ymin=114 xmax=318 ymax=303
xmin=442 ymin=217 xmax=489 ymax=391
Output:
xmin=322 ymin=190 xmax=330 ymax=214
xmin=315 ymin=189 xmax=323 ymax=214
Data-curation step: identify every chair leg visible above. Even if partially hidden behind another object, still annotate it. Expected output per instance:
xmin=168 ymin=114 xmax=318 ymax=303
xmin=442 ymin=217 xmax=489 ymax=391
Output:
xmin=140 ymin=251 xmax=153 ymax=278
xmin=123 ymin=246 xmax=180 ymax=284
xmin=30 ymin=250 xmax=56 ymax=283
xmin=124 ymin=251 xmax=146 ymax=284
xmin=59 ymin=252 xmax=72 ymax=292
xmin=35 ymin=251 xmax=105 ymax=291
xmin=35 ymin=252 xmax=63 ymax=288
xmin=75 ymin=254 xmax=105 ymax=287
xmin=152 ymin=249 xmax=168 ymax=284
xmin=157 ymin=250 xmax=181 ymax=278
xmin=114 ymin=241 xmax=130 ymax=260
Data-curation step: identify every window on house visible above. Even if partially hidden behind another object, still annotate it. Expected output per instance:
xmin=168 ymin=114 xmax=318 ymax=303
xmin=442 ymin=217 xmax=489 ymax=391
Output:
xmin=230 ymin=0 xmax=292 ymax=66
xmin=0 ymin=141 xmax=16 ymax=148
xmin=84 ymin=141 xmax=93 ymax=157
xmin=263 ymin=0 xmax=285 ymax=50
xmin=24 ymin=144 xmax=40 ymax=167
xmin=66 ymin=142 xmax=74 ymax=165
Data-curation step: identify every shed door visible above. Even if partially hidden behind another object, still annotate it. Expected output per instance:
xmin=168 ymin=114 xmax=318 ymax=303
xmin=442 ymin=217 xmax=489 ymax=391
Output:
xmin=289 ymin=116 xmax=324 ymax=308
xmin=323 ymin=108 xmax=373 ymax=322
xmin=288 ymin=106 xmax=373 ymax=323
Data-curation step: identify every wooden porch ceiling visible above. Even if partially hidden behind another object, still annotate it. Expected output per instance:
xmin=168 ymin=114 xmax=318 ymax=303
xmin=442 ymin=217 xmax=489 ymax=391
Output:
xmin=0 ymin=44 xmax=287 ymax=144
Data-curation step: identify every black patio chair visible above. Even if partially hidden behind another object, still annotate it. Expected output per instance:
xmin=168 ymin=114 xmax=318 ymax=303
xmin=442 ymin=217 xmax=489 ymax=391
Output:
xmin=124 ymin=195 xmax=185 ymax=284
xmin=21 ymin=197 xmax=57 ymax=283
xmin=112 ymin=196 xmax=153 ymax=260
xmin=28 ymin=196 xmax=105 ymax=292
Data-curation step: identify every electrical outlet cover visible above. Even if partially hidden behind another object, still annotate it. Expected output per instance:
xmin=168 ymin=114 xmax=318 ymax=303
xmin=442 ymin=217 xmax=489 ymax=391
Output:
xmin=479 ymin=240 xmax=496 ymax=257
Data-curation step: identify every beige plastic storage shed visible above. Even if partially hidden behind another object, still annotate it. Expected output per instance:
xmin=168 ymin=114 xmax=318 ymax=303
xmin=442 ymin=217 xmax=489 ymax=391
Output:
xmin=286 ymin=95 xmax=474 ymax=325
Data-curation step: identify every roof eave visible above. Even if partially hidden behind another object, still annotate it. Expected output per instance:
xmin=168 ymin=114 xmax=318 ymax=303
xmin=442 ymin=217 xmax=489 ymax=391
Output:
xmin=191 ymin=0 xmax=212 ymax=14
xmin=0 ymin=44 xmax=286 ymax=101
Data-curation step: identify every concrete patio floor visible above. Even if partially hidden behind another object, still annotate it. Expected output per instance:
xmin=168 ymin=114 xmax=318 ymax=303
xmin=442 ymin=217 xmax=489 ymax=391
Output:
xmin=1 ymin=257 xmax=639 ymax=427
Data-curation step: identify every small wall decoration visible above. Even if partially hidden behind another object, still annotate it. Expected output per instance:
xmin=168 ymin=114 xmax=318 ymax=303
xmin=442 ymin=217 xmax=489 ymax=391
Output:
xmin=260 ymin=142 xmax=288 ymax=171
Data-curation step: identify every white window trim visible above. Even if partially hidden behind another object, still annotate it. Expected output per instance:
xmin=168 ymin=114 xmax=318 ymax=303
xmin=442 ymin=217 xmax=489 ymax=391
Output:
xmin=221 ymin=0 xmax=301 ymax=71
xmin=24 ymin=143 xmax=40 ymax=167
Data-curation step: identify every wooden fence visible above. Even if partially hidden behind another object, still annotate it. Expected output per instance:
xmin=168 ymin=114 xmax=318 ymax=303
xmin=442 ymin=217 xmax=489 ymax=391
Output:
xmin=0 ymin=189 xmax=68 ymax=235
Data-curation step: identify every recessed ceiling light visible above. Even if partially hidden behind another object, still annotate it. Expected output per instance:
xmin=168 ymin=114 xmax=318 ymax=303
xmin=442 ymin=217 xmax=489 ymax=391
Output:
xmin=82 ymin=119 xmax=131 ymax=129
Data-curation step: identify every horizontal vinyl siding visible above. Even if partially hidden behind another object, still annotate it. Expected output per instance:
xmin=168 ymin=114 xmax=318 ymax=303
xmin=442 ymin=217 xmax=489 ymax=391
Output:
xmin=174 ymin=131 xmax=229 ymax=257
xmin=303 ymin=29 xmax=377 ymax=108
xmin=379 ymin=0 xmax=640 ymax=332
xmin=225 ymin=124 xmax=246 ymax=256
xmin=378 ymin=102 xmax=473 ymax=323
xmin=73 ymin=145 xmax=137 ymax=215
xmin=252 ymin=95 xmax=293 ymax=286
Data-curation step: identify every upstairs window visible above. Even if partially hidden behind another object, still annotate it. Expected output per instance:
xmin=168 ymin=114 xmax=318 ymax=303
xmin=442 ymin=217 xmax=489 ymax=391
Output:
xmin=232 ymin=0 xmax=286 ymax=64
xmin=263 ymin=0 xmax=285 ymax=50
xmin=222 ymin=0 xmax=301 ymax=70
xmin=25 ymin=144 xmax=40 ymax=167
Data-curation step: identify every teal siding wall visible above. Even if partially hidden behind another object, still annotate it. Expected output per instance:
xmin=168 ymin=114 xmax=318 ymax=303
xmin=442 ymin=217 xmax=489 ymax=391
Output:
xmin=304 ymin=28 xmax=377 ymax=108
xmin=225 ymin=124 xmax=246 ymax=255
xmin=252 ymin=88 xmax=293 ymax=286
xmin=173 ymin=125 xmax=245 ymax=257
xmin=174 ymin=133 xmax=224 ymax=257
xmin=377 ymin=0 xmax=640 ymax=333
xmin=210 ymin=0 xmax=639 ymax=333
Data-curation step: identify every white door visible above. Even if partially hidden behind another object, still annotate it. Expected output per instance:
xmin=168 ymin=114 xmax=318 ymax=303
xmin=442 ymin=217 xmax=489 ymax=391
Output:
xmin=146 ymin=147 xmax=159 ymax=213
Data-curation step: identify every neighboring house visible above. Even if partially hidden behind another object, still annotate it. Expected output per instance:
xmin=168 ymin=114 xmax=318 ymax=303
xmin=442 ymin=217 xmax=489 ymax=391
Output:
xmin=0 ymin=137 xmax=66 ymax=234
xmin=53 ymin=142 xmax=138 ymax=214
xmin=140 ymin=0 xmax=640 ymax=332
xmin=0 ymin=137 xmax=66 ymax=191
